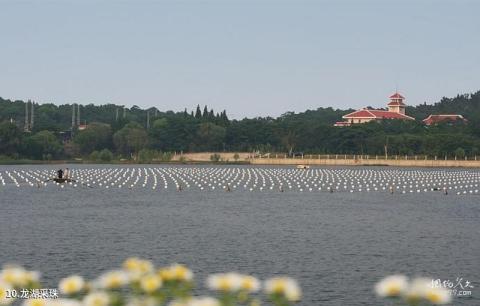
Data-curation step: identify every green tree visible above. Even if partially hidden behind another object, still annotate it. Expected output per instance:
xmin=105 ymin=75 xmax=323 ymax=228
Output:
xmin=89 ymin=150 xmax=100 ymax=161
xmin=149 ymin=118 xmax=169 ymax=149
xmin=73 ymin=123 xmax=112 ymax=155
xmin=25 ymin=130 xmax=63 ymax=159
xmin=202 ymin=105 xmax=209 ymax=119
xmin=454 ymin=147 xmax=465 ymax=158
xmin=196 ymin=123 xmax=226 ymax=151
xmin=1 ymin=90 xmax=480 ymax=158
xmin=282 ymin=131 xmax=297 ymax=155
xmin=113 ymin=122 xmax=148 ymax=159
xmin=195 ymin=105 xmax=202 ymax=119
xmin=0 ymin=121 xmax=23 ymax=157
xmin=99 ymin=149 xmax=113 ymax=162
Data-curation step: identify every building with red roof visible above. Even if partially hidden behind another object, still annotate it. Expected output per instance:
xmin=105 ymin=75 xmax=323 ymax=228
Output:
xmin=334 ymin=92 xmax=414 ymax=126
xmin=422 ymin=114 xmax=467 ymax=126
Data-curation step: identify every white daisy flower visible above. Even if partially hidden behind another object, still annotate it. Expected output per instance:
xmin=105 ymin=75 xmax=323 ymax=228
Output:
xmin=59 ymin=275 xmax=85 ymax=295
xmin=97 ymin=270 xmax=129 ymax=289
xmin=239 ymin=275 xmax=261 ymax=293
xmin=170 ymin=264 xmax=193 ymax=282
xmin=424 ymin=286 xmax=452 ymax=305
xmin=83 ymin=292 xmax=110 ymax=306
xmin=264 ymin=277 xmax=301 ymax=302
xmin=206 ymin=273 xmax=242 ymax=292
xmin=0 ymin=265 xmax=30 ymax=287
xmin=374 ymin=275 xmax=408 ymax=297
xmin=405 ymin=277 xmax=452 ymax=305
xmin=403 ymin=277 xmax=431 ymax=302
xmin=139 ymin=274 xmax=162 ymax=293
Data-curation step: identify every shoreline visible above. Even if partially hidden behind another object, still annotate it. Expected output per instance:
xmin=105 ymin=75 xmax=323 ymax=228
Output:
xmin=1 ymin=158 xmax=480 ymax=168
xmin=250 ymin=157 xmax=480 ymax=168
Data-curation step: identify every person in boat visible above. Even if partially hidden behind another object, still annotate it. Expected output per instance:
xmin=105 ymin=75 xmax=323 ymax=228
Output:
xmin=57 ymin=169 xmax=64 ymax=179
xmin=64 ymin=168 xmax=70 ymax=179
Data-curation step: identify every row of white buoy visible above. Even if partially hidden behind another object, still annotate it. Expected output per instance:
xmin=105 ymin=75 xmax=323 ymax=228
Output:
xmin=0 ymin=167 xmax=479 ymax=195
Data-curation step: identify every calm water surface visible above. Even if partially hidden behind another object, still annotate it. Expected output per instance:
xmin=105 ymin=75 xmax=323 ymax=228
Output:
xmin=0 ymin=165 xmax=479 ymax=305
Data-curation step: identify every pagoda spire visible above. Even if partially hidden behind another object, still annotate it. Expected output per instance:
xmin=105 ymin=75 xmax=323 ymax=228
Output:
xmin=387 ymin=92 xmax=406 ymax=114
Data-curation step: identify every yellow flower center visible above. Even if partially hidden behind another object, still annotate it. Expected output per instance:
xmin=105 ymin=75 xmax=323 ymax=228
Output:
xmin=241 ymin=277 xmax=255 ymax=290
xmin=64 ymin=280 xmax=80 ymax=293
xmin=218 ymin=278 xmax=232 ymax=291
xmin=123 ymin=258 xmax=141 ymax=271
xmin=385 ymin=284 xmax=401 ymax=296
xmin=426 ymin=291 xmax=442 ymax=303
xmin=2 ymin=272 xmax=16 ymax=284
xmin=272 ymin=281 xmax=286 ymax=293
xmin=141 ymin=275 xmax=161 ymax=293
xmin=30 ymin=299 xmax=45 ymax=306
xmin=158 ymin=269 xmax=175 ymax=281
xmin=91 ymin=297 xmax=106 ymax=306
xmin=106 ymin=275 xmax=123 ymax=288
xmin=138 ymin=261 xmax=152 ymax=273
xmin=173 ymin=266 xmax=188 ymax=280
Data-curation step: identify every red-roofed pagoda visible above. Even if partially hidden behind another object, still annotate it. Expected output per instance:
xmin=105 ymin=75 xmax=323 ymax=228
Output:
xmin=334 ymin=92 xmax=414 ymax=126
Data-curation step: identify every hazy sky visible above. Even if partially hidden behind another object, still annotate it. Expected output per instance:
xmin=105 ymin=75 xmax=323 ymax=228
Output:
xmin=1 ymin=0 xmax=479 ymax=119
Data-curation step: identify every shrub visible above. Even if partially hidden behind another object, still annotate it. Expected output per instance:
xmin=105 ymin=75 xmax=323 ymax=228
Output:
xmin=138 ymin=149 xmax=154 ymax=163
xmin=89 ymin=150 xmax=100 ymax=161
xmin=138 ymin=150 xmax=173 ymax=163
xmin=210 ymin=153 xmax=221 ymax=162
xmin=99 ymin=149 xmax=113 ymax=162
xmin=160 ymin=152 xmax=173 ymax=162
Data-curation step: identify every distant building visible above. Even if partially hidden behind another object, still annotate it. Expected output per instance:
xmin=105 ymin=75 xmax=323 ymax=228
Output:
xmin=58 ymin=130 xmax=73 ymax=143
xmin=334 ymin=92 xmax=414 ymax=126
xmin=422 ymin=114 xmax=467 ymax=126
xmin=78 ymin=124 xmax=88 ymax=131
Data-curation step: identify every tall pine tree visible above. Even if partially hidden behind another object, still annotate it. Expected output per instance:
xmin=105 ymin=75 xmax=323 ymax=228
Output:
xmin=195 ymin=105 xmax=202 ymax=119
xmin=202 ymin=105 xmax=209 ymax=118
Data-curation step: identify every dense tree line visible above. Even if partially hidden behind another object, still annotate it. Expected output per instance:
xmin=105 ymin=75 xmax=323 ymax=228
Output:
xmin=1 ymin=91 xmax=480 ymax=161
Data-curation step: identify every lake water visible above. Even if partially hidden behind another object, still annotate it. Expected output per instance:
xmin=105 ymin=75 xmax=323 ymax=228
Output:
xmin=0 ymin=165 xmax=479 ymax=305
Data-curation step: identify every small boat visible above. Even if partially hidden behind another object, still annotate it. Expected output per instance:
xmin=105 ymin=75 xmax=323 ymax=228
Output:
xmin=296 ymin=165 xmax=310 ymax=169
xmin=53 ymin=178 xmax=76 ymax=183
